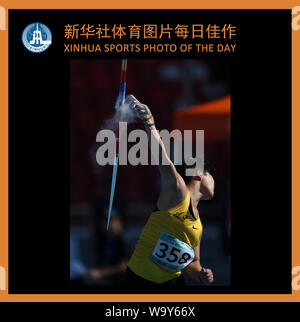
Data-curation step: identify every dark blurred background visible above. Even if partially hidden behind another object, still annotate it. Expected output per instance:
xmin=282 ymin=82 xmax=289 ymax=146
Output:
xmin=70 ymin=59 xmax=231 ymax=287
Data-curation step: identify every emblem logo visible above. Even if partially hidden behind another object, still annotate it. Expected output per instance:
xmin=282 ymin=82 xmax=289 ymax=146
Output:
xmin=22 ymin=22 xmax=52 ymax=53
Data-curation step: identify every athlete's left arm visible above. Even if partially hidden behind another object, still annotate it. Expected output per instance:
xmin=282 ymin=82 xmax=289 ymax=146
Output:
xmin=185 ymin=241 xmax=214 ymax=284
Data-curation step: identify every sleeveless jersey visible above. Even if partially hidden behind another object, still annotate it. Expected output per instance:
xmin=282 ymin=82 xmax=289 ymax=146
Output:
xmin=127 ymin=191 xmax=203 ymax=283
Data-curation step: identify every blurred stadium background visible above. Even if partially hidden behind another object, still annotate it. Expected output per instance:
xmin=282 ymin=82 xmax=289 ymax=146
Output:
xmin=70 ymin=59 xmax=231 ymax=287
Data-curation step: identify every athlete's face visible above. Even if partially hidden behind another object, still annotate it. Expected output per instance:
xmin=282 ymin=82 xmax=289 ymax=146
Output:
xmin=199 ymin=171 xmax=215 ymax=200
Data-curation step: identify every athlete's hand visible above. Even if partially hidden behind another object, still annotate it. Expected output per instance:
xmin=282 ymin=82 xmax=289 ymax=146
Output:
xmin=125 ymin=94 xmax=155 ymax=125
xmin=199 ymin=268 xmax=214 ymax=285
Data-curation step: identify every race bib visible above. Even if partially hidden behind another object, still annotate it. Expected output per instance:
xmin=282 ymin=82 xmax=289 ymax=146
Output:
xmin=150 ymin=232 xmax=195 ymax=271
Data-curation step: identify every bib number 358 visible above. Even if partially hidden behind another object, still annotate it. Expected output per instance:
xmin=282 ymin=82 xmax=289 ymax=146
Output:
xmin=151 ymin=232 xmax=195 ymax=271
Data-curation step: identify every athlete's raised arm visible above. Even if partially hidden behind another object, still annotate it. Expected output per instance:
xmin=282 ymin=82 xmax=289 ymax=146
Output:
xmin=126 ymin=94 xmax=187 ymax=207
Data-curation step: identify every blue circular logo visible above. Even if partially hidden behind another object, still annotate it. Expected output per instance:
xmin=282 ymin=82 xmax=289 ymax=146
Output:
xmin=22 ymin=23 xmax=52 ymax=53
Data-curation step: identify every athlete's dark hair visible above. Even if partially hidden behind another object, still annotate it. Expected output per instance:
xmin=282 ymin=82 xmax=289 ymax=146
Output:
xmin=175 ymin=156 xmax=216 ymax=184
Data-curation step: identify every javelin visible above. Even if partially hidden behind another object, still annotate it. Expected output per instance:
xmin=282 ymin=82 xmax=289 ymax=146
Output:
xmin=106 ymin=59 xmax=127 ymax=230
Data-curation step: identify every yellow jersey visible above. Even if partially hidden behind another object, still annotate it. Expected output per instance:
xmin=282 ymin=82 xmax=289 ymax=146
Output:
xmin=127 ymin=191 xmax=203 ymax=283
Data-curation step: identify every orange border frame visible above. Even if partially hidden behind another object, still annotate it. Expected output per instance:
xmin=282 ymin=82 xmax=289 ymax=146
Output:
xmin=0 ymin=0 xmax=299 ymax=302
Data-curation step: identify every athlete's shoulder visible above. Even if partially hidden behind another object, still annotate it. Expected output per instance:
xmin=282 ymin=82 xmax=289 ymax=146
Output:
xmin=156 ymin=190 xmax=190 ymax=214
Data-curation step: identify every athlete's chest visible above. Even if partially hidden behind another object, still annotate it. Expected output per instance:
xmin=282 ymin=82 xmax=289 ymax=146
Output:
xmin=169 ymin=211 xmax=203 ymax=246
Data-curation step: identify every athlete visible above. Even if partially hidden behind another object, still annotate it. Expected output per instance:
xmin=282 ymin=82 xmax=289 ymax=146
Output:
xmin=126 ymin=94 xmax=215 ymax=287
